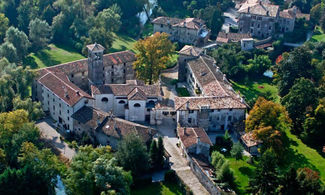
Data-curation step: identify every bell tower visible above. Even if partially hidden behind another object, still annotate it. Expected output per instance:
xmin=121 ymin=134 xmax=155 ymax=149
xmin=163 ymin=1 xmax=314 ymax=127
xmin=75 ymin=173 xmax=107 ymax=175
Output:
xmin=87 ymin=43 xmax=105 ymax=85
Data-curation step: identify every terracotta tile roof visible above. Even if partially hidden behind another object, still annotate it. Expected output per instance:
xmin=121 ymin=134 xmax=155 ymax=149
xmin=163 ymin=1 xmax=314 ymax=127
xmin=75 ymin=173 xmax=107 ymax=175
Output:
xmin=127 ymin=87 xmax=147 ymax=100
xmin=152 ymin=17 xmax=205 ymax=30
xmin=38 ymin=71 xmax=93 ymax=106
xmin=91 ymin=84 xmax=160 ymax=98
xmin=35 ymin=51 xmax=136 ymax=106
xmin=178 ymin=127 xmax=212 ymax=149
xmin=179 ymin=45 xmax=203 ymax=56
xmin=217 ymin=32 xmax=252 ymax=43
xmin=241 ymin=131 xmax=262 ymax=147
xmin=72 ymin=106 xmax=157 ymax=143
xmin=175 ymin=96 xmax=247 ymax=110
xmin=238 ymin=0 xmax=279 ymax=17
xmin=279 ymin=7 xmax=296 ymax=19
xmin=296 ymin=13 xmax=310 ymax=21
xmin=101 ymin=115 xmax=156 ymax=143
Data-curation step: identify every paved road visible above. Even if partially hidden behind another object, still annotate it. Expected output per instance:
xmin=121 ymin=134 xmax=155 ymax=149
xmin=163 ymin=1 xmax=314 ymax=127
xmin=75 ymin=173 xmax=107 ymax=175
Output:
xmin=157 ymin=119 xmax=210 ymax=195
xmin=36 ymin=119 xmax=76 ymax=160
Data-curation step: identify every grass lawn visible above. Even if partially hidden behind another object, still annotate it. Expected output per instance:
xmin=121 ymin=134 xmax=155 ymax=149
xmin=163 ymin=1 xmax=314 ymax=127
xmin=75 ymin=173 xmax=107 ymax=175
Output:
xmin=310 ymin=26 xmax=325 ymax=42
xmin=131 ymin=182 xmax=183 ymax=195
xmin=26 ymin=44 xmax=85 ymax=69
xmin=176 ymin=88 xmax=190 ymax=97
xmin=227 ymin=157 xmax=256 ymax=195
xmin=230 ymin=77 xmax=280 ymax=104
xmin=108 ymin=33 xmax=137 ymax=53
xmin=284 ymin=129 xmax=325 ymax=183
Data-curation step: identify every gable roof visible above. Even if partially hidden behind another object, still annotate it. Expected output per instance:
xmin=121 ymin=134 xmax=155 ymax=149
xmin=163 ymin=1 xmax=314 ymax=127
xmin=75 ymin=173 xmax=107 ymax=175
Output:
xmin=91 ymin=84 xmax=160 ymax=98
xmin=152 ymin=17 xmax=205 ymax=30
xmin=178 ymin=127 xmax=212 ymax=149
xmin=87 ymin=43 xmax=105 ymax=52
xmin=179 ymin=45 xmax=203 ymax=56
xmin=238 ymin=0 xmax=279 ymax=17
xmin=217 ymin=32 xmax=252 ymax=43
xmin=127 ymin=87 xmax=147 ymax=100
xmin=175 ymin=96 xmax=246 ymax=111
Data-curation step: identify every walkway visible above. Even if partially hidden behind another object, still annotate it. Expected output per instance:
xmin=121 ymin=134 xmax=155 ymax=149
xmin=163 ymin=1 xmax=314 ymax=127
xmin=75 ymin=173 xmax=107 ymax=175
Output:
xmin=36 ymin=118 xmax=76 ymax=160
xmin=157 ymin=118 xmax=210 ymax=195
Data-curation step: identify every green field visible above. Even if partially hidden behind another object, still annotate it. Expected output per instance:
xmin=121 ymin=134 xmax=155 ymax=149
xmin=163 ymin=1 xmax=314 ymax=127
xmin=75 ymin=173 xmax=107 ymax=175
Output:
xmin=108 ymin=33 xmax=137 ymax=53
xmin=131 ymin=182 xmax=183 ymax=195
xmin=230 ymin=77 xmax=280 ymax=104
xmin=311 ymin=26 xmax=325 ymax=42
xmin=284 ymin=129 xmax=325 ymax=184
xmin=26 ymin=44 xmax=85 ymax=69
xmin=227 ymin=157 xmax=256 ymax=194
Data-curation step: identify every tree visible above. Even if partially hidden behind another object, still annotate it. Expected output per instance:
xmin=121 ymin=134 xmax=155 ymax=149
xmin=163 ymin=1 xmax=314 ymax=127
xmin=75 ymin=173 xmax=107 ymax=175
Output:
xmin=116 ymin=132 xmax=150 ymax=177
xmin=282 ymin=78 xmax=319 ymax=133
xmin=0 ymin=13 xmax=9 ymax=42
xmin=29 ymin=19 xmax=52 ymax=52
xmin=277 ymin=46 xmax=314 ymax=97
xmin=157 ymin=136 xmax=164 ymax=169
xmin=310 ymin=4 xmax=323 ymax=25
xmin=133 ymin=32 xmax=175 ymax=84
xmin=13 ymin=97 xmax=44 ymax=121
xmin=149 ymin=139 xmax=158 ymax=169
xmin=216 ymin=161 xmax=236 ymax=189
xmin=230 ymin=142 xmax=243 ymax=160
xmin=65 ymin=145 xmax=132 ymax=195
xmin=0 ymin=42 xmax=18 ymax=63
xmin=249 ymin=149 xmax=280 ymax=194
xmin=4 ymin=27 xmax=30 ymax=61
xmin=296 ymin=167 xmax=323 ymax=194
xmin=96 ymin=4 xmax=122 ymax=32
xmin=247 ymin=55 xmax=272 ymax=77
xmin=211 ymin=151 xmax=226 ymax=170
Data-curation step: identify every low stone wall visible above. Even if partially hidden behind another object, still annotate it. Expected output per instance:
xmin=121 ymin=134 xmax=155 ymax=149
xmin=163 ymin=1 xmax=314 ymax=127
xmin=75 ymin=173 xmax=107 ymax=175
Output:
xmin=187 ymin=155 xmax=221 ymax=195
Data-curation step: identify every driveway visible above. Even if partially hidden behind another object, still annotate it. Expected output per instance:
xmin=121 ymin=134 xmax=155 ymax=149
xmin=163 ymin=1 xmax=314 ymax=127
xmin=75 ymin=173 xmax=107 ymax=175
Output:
xmin=157 ymin=118 xmax=210 ymax=195
xmin=36 ymin=118 xmax=76 ymax=160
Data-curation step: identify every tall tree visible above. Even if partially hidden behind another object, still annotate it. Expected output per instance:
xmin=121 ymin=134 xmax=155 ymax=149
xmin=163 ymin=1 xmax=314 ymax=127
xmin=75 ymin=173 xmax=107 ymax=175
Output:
xmin=4 ymin=27 xmax=30 ymax=61
xmin=29 ymin=19 xmax=52 ymax=52
xmin=116 ymin=132 xmax=150 ymax=177
xmin=133 ymin=32 xmax=175 ymax=84
xmin=0 ymin=14 xmax=9 ymax=43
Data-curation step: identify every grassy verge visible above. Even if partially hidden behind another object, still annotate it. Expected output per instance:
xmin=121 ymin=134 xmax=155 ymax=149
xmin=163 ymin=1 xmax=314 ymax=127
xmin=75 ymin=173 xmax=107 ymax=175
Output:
xmin=26 ymin=44 xmax=85 ymax=69
xmin=108 ymin=33 xmax=137 ymax=53
xmin=284 ymin=128 xmax=325 ymax=183
xmin=176 ymin=88 xmax=190 ymax=97
xmin=227 ymin=157 xmax=256 ymax=195
xmin=131 ymin=182 xmax=183 ymax=195
xmin=310 ymin=26 xmax=325 ymax=42
xmin=230 ymin=77 xmax=279 ymax=104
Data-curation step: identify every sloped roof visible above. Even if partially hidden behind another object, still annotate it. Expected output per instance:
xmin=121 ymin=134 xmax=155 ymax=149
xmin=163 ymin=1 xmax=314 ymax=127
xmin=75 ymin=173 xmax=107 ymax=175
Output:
xmin=91 ymin=84 xmax=160 ymax=98
xmin=175 ymin=96 xmax=247 ymax=111
xmin=179 ymin=45 xmax=203 ymax=56
xmin=87 ymin=43 xmax=105 ymax=52
xmin=238 ymin=0 xmax=279 ymax=17
xmin=241 ymin=131 xmax=262 ymax=147
xmin=152 ymin=17 xmax=205 ymax=30
xmin=178 ymin=127 xmax=212 ymax=149
xmin=217 ymin=32 xmax=252 ymax=43
xmin=127 ymin=87 xmax=147 ymax=100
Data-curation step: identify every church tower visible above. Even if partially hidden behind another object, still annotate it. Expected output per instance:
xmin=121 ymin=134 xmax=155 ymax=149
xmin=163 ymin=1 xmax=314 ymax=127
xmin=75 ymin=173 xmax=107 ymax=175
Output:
xmin=87 ymin=43 xmax=105 ymax=85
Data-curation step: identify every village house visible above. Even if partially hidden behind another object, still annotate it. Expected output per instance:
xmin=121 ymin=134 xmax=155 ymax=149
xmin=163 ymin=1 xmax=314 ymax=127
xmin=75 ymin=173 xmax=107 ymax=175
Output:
xmin=240 ymin=131 xmax=262 ymax=156
xmin=176 ymin=45 xmax=247 ymax=132
xmin=237 ymin=0 xmax=297 ymax=38
xmin=71 ymin=106 xmax=156 ymax=149
xmin=32 ymin=44 xmax=161 ymax=137
xmin=152 ymin=16 xmax=210 ymax=46
xmin=216 ymin=32 xmax=252 ymax=45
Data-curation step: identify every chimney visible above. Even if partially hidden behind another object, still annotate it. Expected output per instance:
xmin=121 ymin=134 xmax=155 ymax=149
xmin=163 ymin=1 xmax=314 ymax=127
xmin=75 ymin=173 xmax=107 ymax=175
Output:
xmin=186 ymin=101 xmax=190 ymax=110
xmin=196 ymin=135 xmax=200 ymax=144
xmin=63 ymin=86 xmax=69 ymax=98
xmin=223 ymin=74 xmax=227 ymax=81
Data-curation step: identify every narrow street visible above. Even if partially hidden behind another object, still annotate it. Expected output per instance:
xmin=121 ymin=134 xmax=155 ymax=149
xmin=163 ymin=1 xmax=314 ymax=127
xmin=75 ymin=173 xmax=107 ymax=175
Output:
xmin=157 ymin=119 xmax=210 ymax=195
xmin=36 ymin=118 xmax=76 ymax=161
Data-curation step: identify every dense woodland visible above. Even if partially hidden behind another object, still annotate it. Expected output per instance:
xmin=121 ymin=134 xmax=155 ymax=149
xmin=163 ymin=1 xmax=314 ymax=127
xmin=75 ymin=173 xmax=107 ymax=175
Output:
xmin=0 ymin=0 xmax=325 ymax=194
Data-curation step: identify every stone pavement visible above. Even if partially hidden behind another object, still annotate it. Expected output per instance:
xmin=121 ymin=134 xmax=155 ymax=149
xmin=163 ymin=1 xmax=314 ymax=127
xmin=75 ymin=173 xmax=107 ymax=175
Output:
xmin=157 ymin=118 xmax=210 ymax=195
xmin=36 ymin=118 xmax=76 ymax=160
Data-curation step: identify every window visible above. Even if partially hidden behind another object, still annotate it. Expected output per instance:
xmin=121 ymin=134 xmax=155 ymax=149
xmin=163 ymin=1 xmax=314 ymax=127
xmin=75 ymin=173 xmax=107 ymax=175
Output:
xmin=59 ymin=110 xmax=61 ymax=115
xmin=188 ymin=118 xmax=192 ymax=123
xmin=67 ymin=117 xmax=70 ymax=121
xmin=119 ymin=100 xmax=126 ymax=104
xmin=53 ymin=105 xmax=55 ymax=110
xmin=112 ymin=72 xmax=114 ymax=76
xmin=229 ymin=109 xmax=232 ymax=111
xmin=228 ymin=116 xmax=232 ymax=121
xmin=71 ymin=74 xmax=74 ymax=78
xmin=85 ymin=100 xmax=89 ymax=104
xmin=134 ymin=103 xmax=141 ymax=108
xmin=59 ymin=103 xmax=61 ymax=108
xmin=189 ymin=110 xmax=194 ymax=114
xmin=53 ymin=98 xmax=55 ymax=102
xmin=160 ymin=24 xmax=163 ymax=28
xmin=147 ymin=109 xmax=151 ymax=112
xmin=82 ymin=72 xmax=85 ymax=76
xmin=101 ymin=97 xmax=109 ymax=102
xmin=103 ymin=67 xmax=105 ymax=71
xmin=67 ymin=110 xmax=70 ymax=114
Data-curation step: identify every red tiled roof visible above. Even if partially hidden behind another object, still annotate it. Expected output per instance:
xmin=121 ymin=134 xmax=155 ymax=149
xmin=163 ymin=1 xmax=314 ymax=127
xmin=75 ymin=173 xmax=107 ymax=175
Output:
xmin=152 ymin=17 xmax=205 ymax=30
xmin=217 ymin=32 xmax=252 ymax=43
xmin=91 ymin=84 xmax=160 ymax=98
xmin=241 ymin=131 xmax=262 ymax=147
xmin=175 ymin=96 xmax=246 ymax=110
xmin=127 ymin=87 xmax=147 ymax=100
xmin=178 ymin=127 xmax=212 ymax=149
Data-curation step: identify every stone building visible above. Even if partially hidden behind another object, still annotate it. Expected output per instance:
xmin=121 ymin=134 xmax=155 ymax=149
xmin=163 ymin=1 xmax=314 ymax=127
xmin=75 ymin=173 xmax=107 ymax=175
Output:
xmin=216 ymin=32 xmax=252 ymax=45
xmin=237 ymin=0 xmax=296 ymax=38
xmin=176 ymin=45 xmax=247 ymax=132
xmin=152 ymin=17 xmax=210 ymax=46
xmin=91 ymin=80 xmax=161 ymax=122
xmin=71 ymin=106 xmax=156 ymax=149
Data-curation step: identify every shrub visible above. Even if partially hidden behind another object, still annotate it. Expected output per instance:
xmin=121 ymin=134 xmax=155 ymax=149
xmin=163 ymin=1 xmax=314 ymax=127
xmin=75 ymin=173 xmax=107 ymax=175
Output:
xmin=165 ymin=170 xmax=177 ymax=182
